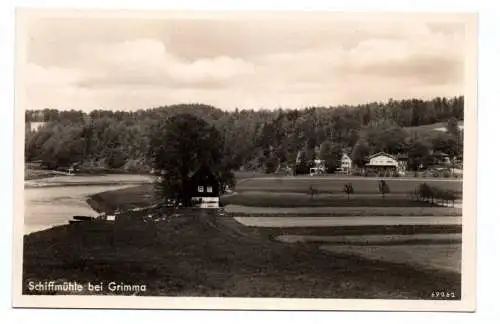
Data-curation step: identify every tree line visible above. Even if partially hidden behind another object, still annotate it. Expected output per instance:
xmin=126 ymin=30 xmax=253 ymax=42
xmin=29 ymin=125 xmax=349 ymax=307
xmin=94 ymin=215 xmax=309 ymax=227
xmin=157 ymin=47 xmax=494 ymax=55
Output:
xmin=25 ymin=96 xmax=464 ymax=174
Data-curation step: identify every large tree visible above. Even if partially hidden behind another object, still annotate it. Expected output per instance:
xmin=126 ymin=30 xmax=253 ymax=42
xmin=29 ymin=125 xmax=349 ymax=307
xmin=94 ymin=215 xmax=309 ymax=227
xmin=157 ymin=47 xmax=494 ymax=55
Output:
xmin=319 ymin=140 xmax=342 ymax=173
xmin=446 ymin=117 xmax=463 ymax=161
xmin=361 ymin=121 xmax=408 ymax=155
xmin=351 ymin=138 xmax=370 ymax=168
xmin=447 ymin=117 xmax=460 ymax=137
xmin=148 ymin=113 xmax=225 ymax=205
xmin=407 ymin=136 xmax=432 ymax=171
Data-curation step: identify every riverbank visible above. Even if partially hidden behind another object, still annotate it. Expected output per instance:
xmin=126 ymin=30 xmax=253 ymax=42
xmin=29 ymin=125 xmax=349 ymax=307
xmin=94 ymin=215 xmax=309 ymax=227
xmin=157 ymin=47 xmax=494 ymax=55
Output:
xmin=24 ymin=175 xmax=154 ymax=235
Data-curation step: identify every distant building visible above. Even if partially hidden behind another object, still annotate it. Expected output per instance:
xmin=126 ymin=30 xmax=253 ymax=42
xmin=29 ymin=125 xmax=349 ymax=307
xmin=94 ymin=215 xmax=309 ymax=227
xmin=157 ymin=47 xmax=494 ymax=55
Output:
xmin=430 ymin=151 xmax=451 ymax=167
xmin=395 ymin=153 xmax=408 ymax=175
xmin=187 ymin=164 xmax=220 ymax=209
xmin=28 ymin=121 xmax=47 ymax=132
xmin=309 ymin=159 xmax=326 ymax=176
xmin=366 ymin=152 xmax=398 ymax=167
xmin=366 ymin=152 xmax=411 ymax=176
xmin=365 ymin=152 xmax=399 ymax=176
xmin=340 ymin=153 xmax=352 ymax=174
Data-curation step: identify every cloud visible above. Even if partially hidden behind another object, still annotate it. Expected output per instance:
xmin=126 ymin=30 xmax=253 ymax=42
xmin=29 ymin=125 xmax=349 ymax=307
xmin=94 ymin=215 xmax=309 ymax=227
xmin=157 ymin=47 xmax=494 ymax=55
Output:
xmin=255 ymin=24 xmax=464 ymax=86
xmin=24 ymin=63 xmax=84 ymax=87
xmin=74 ymin=39 xmax=255 ymax=88
xmin=22 ymin=16 xmax=468 ymax=111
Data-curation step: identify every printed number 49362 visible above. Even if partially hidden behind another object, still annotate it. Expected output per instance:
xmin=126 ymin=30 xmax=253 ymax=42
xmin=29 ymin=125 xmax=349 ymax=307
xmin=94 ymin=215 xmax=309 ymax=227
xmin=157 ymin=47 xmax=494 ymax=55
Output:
xmin=431 ymin=291 xmax=456 ymax=298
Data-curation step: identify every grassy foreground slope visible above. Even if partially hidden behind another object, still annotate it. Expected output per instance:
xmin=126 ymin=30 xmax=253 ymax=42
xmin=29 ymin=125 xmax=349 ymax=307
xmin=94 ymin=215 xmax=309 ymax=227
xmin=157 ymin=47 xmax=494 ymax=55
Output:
xmin=23 ymin=211 xmax=460 ymax=299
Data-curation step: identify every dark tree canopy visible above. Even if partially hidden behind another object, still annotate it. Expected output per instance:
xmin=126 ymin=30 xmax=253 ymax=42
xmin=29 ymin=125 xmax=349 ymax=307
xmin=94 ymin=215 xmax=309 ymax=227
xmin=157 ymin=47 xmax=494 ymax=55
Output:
xmin=319 ymin=140 xmax=342 ymax=173
xmin=407 ymin=136 xmax=432 ymax=171
xmin=25 ymin=96 xmax=464 ymax=174
xmin=148 ymin=113 xmax=225 ymax=205
xmin=351 ymin=139 xmax=370 ymax=168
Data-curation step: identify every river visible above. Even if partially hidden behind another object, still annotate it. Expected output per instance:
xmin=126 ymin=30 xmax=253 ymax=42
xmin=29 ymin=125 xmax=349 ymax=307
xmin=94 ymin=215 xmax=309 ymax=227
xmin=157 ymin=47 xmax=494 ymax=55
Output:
xmin=24 ymin=174 xmax=153 ymax=235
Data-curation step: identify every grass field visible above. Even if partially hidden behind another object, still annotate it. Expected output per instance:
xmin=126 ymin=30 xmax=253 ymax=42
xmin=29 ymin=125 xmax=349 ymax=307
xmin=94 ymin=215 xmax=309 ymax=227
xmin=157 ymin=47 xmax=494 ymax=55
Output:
xmin=236 ymin=177 xmax=463 ymax=195
xmin=24 ymin=168 xmax=65 ymax=180
xmin=224 ymin=205 xmax=461 ymax=217
xmin=225 ymin=176 xmax=462 ymax=218
xmin=223 ymin=192 xmax=442 ymax=208
xmin=87 ymin=184 xmax=156 ymax=213
xmin=87 ymin=176 xmax=463 ymax=216
xmin=403 ymin=121 xmax=464 ymax=134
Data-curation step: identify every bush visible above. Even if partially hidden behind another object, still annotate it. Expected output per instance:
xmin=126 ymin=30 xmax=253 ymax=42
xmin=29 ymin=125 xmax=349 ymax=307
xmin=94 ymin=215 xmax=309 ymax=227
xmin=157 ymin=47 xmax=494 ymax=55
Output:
xmin=308 ymin=185 xmax=319 ymax=200
xmin=264 ymin=157 xmax=280 ymax=173
xmin=123 ymin=158 xmax=150 ymax=173
xmin=417 ymin=183 xmax=433 ymax=202
xmin=415 ymin=183 xmax=460 ymax=206
xmin=378 ymin=180 xmax=390 ymax=199
xmin=343 ymin=183 xmax=354 ymax=200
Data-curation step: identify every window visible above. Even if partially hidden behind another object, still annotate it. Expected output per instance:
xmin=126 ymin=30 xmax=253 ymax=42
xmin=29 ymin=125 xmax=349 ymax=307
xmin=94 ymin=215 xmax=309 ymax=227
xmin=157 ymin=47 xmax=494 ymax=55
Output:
xmin=207 ymin=186 xmax=213 ymax=193
xmin=197 ymin=186 xmax=204 ymax=193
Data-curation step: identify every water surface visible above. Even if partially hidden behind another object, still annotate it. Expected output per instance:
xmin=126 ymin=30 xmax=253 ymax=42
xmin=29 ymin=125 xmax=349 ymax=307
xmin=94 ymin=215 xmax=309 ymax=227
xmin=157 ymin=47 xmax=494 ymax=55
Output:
xmin=24 ymin=175 xmax=151 ymax=234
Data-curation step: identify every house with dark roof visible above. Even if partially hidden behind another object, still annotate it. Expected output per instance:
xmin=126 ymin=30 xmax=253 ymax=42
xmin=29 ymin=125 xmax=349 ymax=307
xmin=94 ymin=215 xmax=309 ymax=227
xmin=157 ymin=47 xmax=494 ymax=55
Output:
xmin=186 ymin=164 xmax=220 ymax=209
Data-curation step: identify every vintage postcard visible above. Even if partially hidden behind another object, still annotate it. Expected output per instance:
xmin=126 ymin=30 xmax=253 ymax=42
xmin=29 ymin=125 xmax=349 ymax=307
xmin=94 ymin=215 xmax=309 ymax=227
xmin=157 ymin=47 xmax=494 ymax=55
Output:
xmin=12 ymin=9 xmax=477 ymax=311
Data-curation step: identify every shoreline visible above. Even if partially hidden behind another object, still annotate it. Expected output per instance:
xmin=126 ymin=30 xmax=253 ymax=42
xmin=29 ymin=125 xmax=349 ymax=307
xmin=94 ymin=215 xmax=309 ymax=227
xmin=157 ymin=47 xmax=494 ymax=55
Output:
xmin=24 ymin=175 xmax=152 ymax=235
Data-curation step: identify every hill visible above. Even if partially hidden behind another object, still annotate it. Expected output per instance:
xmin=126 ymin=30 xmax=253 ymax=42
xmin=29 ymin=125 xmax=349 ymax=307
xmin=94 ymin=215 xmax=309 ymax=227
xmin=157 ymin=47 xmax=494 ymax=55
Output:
xmin=25 ymin=96 xmax=464 ymax=174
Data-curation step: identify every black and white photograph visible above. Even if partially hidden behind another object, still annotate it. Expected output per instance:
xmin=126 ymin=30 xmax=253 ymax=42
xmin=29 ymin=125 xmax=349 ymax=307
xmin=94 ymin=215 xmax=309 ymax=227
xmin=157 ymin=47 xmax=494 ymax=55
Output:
xmin=13 ymin=10 xmax=477 ymax=311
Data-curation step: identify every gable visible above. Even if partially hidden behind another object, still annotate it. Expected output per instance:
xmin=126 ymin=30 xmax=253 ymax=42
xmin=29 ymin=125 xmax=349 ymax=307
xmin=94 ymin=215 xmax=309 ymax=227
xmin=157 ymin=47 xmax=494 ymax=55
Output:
xmin=368 ymin=152 xmax=396 ymax=160
xmin=188 ymin=165 xmax=219 ymax=186
xmin=187 ymin=166 xmax=220 ymax=197
xmin=369 ymin=155 xmax=398 ymax=166
xmin=341 ymin=154 xmax=352 ymax=162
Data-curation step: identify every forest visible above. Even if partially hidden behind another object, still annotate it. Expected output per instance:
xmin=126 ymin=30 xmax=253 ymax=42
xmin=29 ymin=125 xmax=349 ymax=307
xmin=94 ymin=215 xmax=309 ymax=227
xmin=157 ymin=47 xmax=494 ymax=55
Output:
xmin=25 ymin=96 xmax=464 ymax=174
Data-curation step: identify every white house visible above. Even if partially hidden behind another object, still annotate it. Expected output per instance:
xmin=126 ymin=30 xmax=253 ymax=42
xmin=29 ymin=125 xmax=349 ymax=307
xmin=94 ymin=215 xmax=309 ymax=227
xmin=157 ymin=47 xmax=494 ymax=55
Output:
xmin=340 ymin=153 xmax=352 ymax=174
xmin=366 ymin=152 xmax=398 ymax=167
xmin=28 ymin=121 xmax=47 ymax=132
xmin=395 ymin=154 xmax=408 ymax=175
xmin=365 ymin=152 xmax=399 ymax=176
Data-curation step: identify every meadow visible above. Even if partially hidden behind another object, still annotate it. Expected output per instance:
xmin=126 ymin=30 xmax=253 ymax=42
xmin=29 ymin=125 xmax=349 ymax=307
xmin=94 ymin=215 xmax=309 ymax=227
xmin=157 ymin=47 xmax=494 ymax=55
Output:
xmin=236 ymin=176 xmax=463 ymax=195
xmin=224 ymin=176 xmax=463 ymax=217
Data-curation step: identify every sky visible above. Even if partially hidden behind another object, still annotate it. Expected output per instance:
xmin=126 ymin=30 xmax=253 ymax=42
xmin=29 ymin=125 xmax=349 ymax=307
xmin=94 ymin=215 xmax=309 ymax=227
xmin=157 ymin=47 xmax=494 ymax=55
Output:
xmin=21 ymin=12 xmax=470 ymax=111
